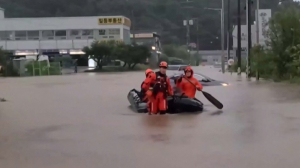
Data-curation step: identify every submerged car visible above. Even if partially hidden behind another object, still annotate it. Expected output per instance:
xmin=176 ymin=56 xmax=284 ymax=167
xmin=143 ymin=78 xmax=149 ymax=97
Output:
xmin=127 ymin=89 xmax=203 ymax=113
xmin=169 ymin=72 xmax=229 ymax=87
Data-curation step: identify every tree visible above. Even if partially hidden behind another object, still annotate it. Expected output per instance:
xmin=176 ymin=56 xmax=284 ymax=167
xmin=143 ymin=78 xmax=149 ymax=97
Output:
xmin=249 ymin=5 xmax=300 ymax=81
xmin=82 ymin=41 xmax=111 ymax=69
xmin=163 ymin=45 xmax=177 ymax=57
xmin=267 ymin=6 xmax=300 ymax=78
xmin=127 ymin=45 xmax=151 ymax=69
xmin=113 ymin=43 xmax=150 ymax=69
xmin=112 ymin=43 xmax=129 ymax=67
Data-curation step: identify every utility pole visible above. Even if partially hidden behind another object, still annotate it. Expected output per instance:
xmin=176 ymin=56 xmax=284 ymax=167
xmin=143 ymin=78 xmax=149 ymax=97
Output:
xmin=255 ymin=0 xmax=260 ymax=80
xmin=221 ymin=0 xmax=225 ymax=73
xmin=195 ymin=18 xmax=199 ymax=63
xmin=237 ymin=0 xmax=242 ymax=75
xmin=246 ymin=0 xmax=252 ymax=78
xmin=186 ymin=20 xmax=190 ymax=53
xmin=227 ymin=0 xmax=231 ymax=61
xmin=182 ymin=0 xmax=193 ymax=64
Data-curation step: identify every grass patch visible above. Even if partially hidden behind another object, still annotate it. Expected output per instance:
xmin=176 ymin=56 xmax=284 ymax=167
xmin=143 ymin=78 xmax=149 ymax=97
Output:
xmin=85 ymin=64 xmax=149 ymax=72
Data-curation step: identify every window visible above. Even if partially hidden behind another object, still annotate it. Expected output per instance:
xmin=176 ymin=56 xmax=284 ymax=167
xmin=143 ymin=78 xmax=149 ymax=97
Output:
xmin=69 ymin=30 xmax=81 ymax=39
xmin=15 ymin=31 xmax=27 ymax=40
xmin=27 ymin=31 xmax=39 ymax=40
xmin=193 ymin=74 xmax=206 ymax=81
xmin=82 ymin=30 xmax=93 ymax=39
xmin=108 ymin=29 xmax=120 ymax=35
xmin=82 ymin=30 xmax=93 ymax=36
xmin=0 ymin=31 xmax=14 ymax=40
xmin=99 ymin=29 xmax=106 ymax=35
xmin=70 ymin=30 xmax=80 ymax=36
xmin=42 ymin=30 xmax=54 ymax=40
xmin=55 ymin=30 xmax=67 ymax=39
xmin=109 ymin=36 xmax=114 ymax=38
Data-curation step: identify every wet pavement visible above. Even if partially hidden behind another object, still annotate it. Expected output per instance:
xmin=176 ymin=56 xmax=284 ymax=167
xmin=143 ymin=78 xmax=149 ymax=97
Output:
xmin=1 ymin=66 xmax=300 ymax=168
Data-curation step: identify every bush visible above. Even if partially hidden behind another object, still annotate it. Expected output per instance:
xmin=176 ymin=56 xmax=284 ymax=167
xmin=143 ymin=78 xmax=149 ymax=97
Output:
xmin=168 ymin=57 xmax=184 ymax=65
xmin=249 ymin=6 xmax=300 ymax=83
xmin=158 ymin=54 xmax=169 ymax=63
xmin=3 ymin=62 xmax=19 ymax=77
xmin=231 ymin=59 xmax=247 ymax=72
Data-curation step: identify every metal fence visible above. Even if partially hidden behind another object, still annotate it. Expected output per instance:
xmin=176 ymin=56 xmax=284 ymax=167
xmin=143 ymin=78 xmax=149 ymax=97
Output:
xmin=12 ymin=60 xmax=62 ymax=76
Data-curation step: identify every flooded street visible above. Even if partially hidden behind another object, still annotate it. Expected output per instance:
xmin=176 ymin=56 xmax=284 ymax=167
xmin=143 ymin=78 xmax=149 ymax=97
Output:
xmin=1 ymin=66 xmax=300 ymax=168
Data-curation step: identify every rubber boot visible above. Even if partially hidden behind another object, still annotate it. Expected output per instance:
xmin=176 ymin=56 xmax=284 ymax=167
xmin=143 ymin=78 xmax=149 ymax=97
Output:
xmin=159 ymin=111 xmax=166 ymax=115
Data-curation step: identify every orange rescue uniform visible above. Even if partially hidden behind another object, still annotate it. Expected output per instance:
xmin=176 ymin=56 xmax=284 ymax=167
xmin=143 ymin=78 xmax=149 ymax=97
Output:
xmin=176 ymin=67 xmax=203 ymax=98
xmin=143 ymin=71 xmax=173 ymax=114
xmin=149 ymin=71 xmax=173 ymax=113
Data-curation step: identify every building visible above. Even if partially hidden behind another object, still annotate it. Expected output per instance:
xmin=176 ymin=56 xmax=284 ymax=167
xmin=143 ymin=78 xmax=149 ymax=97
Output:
xmin=0 ymin=7 xmax=131 ymax=64
xmin=130 ymin=32 xmax=162 ymax=66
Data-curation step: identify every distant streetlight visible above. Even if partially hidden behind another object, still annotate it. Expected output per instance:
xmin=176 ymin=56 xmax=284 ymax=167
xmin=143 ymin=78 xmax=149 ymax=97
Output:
xmin=151 ymin=46 xmax=156 ymax=50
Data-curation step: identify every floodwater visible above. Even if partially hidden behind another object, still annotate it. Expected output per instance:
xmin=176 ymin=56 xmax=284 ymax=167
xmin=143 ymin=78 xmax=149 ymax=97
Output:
xmin=1 ymin=66 xmax=300 ymax=168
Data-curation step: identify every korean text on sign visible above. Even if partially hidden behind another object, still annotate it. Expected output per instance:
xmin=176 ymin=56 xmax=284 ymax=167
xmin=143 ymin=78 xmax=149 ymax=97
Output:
xmin=98 ymin=18 xmax=123 ymax=24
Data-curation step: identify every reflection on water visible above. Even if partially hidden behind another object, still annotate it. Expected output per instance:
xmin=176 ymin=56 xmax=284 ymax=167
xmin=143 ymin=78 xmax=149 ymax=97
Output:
xmin=141 ymin=116 xmax=170 ymax=143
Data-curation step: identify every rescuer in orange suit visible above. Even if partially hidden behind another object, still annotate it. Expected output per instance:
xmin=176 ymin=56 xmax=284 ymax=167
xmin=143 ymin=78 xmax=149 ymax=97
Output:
xmin=144 ymin=61 xmax=173 ymax=115
xmin=176 ymin=66 xmax=203 ymax=98
xmin=140 ymin=69 xmax=154 ymax=108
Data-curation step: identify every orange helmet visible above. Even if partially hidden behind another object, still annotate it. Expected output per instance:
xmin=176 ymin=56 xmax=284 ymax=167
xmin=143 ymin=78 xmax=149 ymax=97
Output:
xmin=159 ymin=61 xmax=168 ymax=68
xmin=145 ymin=69 xmax=153 ymax=76
xmin=184 ymin=66 xmax=193 ymax=75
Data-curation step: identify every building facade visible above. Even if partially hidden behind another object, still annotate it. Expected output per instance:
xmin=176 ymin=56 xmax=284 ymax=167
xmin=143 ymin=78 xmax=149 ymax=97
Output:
xmin=0 ymin=7 xmax=131 ymax=56
xmin=130 ymin=32 xmax=162 ymax=66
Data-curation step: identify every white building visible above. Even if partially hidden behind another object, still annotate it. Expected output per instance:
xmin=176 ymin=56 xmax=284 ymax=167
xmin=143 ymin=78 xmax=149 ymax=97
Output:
xmin=0 ymin=7 xmax=131 ymax=56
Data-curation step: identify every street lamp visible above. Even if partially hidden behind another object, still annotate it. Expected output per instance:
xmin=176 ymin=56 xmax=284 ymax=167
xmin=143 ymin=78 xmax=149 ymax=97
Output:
xmin=204 ymin=6 xmax=225 ymax=73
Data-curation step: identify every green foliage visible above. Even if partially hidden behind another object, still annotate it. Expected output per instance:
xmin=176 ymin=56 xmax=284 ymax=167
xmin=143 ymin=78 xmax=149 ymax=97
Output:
xmin=113 ymin=43 xmax=151 ymax=69
xmin=162 ymin=44 xmax=203 ymax=65
xmin=0 ymin=48 xmax=8 ymax=66
xmin=163 ymin=45 xmax=190 ymax=60
xmin=82 ymin=41 xmax=111 ymax=69
xmin=84 ymin=40 xmax=151 ymax=70
xmin=231 ymin=59 xmax=247 ymax=73
xmin=193 ymin=52 xmax=201 ymax=66
xmin=285 ymin=44 xmax=300 ymax=78
xmin=158 ymin=54 xmax=169 ymax=63
xmin=250 ymin=6 xmax=300 ymax=83
xmin=0 ymin=48 xmax=19 ymax=76
xmin=168 ymin=57 xmax=184 ymax=65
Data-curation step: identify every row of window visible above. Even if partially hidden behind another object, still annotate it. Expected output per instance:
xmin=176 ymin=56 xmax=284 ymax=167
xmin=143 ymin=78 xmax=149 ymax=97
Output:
xmin=0 ymin=29 xmax=121 ymax=41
